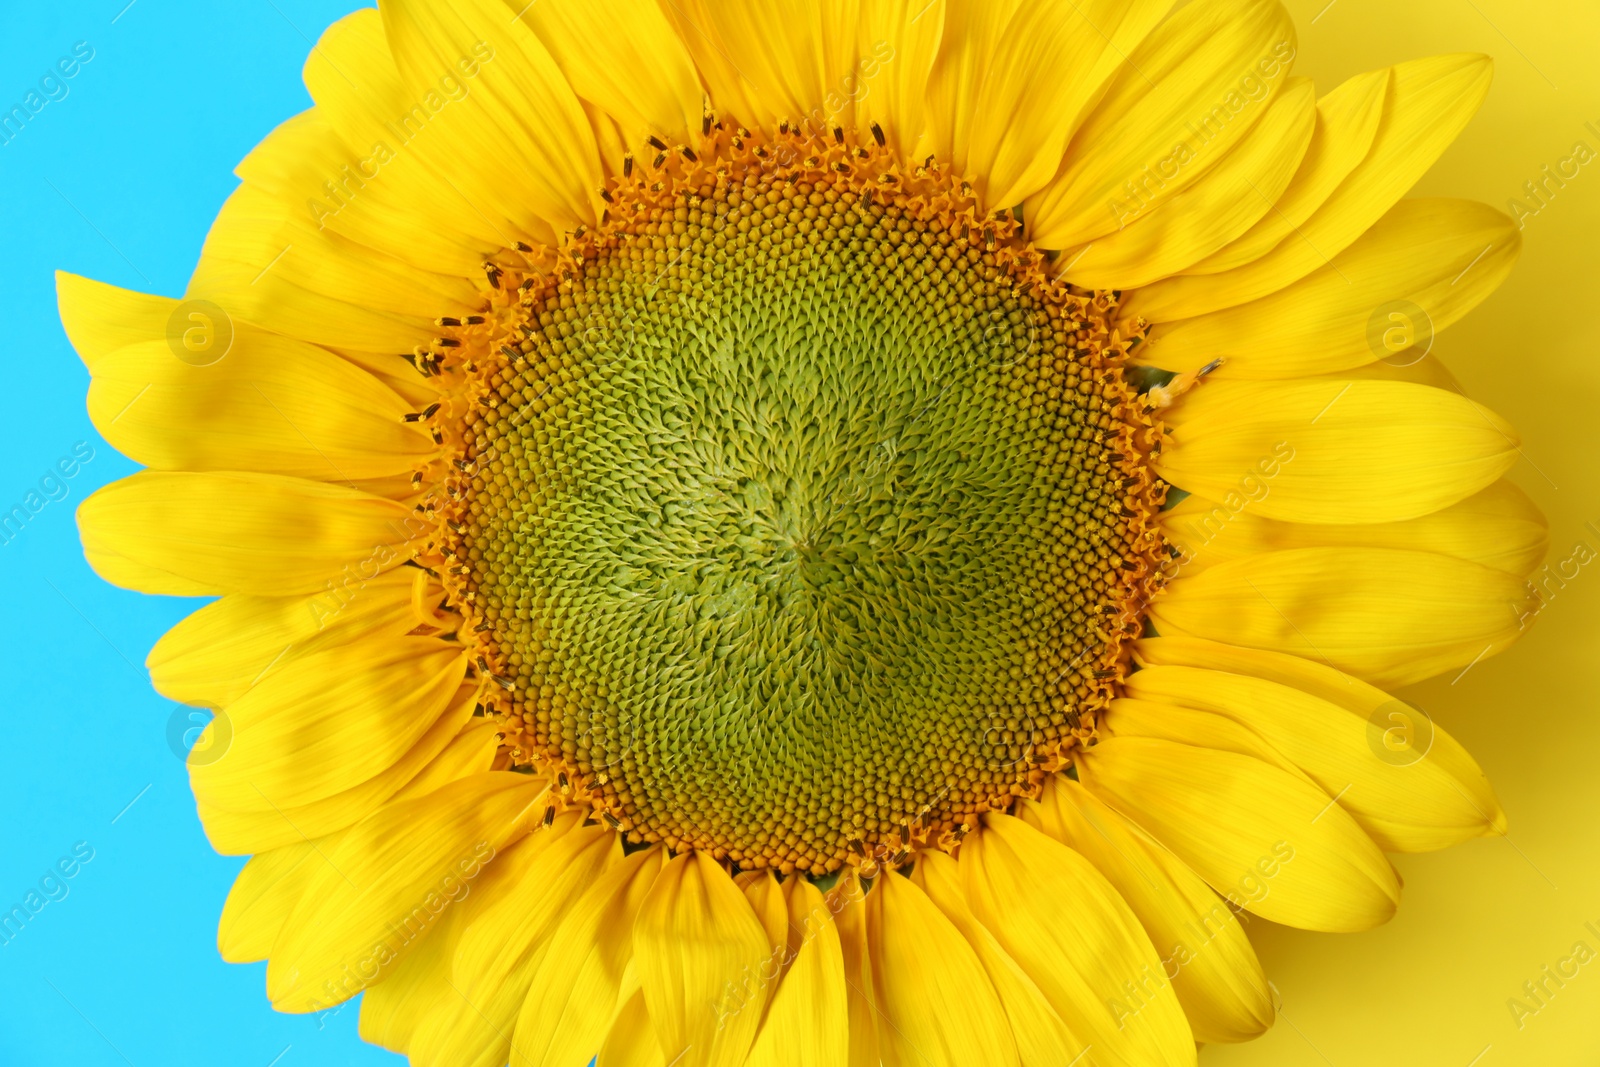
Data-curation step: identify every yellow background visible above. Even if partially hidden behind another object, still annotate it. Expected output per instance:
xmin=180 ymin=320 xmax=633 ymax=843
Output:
xmin=1206 ymin=1 xmax=1600 ymax=1064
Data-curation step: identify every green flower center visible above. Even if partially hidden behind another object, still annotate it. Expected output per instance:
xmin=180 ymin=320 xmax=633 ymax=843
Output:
xmin=449 ymin=135 xmax=1160 ymax=874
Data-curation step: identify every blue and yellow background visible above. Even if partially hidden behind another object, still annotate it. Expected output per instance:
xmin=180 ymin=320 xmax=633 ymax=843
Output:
xmin=0 ymin=0 xmax=1594 ymax=1064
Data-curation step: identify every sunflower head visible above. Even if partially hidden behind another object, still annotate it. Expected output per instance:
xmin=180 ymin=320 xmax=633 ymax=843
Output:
xmin=61 ymin=0 xmax=1542 ymax=1063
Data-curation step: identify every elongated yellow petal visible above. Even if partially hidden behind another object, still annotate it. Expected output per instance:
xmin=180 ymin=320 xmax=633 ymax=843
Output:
xmin=56 ymin=272 xmax=178 ymax=372
xmin=1123 ymin=664 xmax=1505 ymax=850
xmin=856 ymin=0 xmax=945 ymax=159
xmin=508 ymin=0 xmax=701 ymax=148
xmin=218 ymin=840 xmax=325 ymax=963
xmin=1189 ymin=67 xmax=1389 ymax=275
xmin=1163 ymin=480 xmax=1549 ymax=579
xmin=598 ymin=989 xmax=666 ymax=1067
xmin=380 ymin=0 xmax=600 ymax=237
xmin=303 ymin=9 xmax=505 ymax=277
xmin=88 ymin=333 xmax=435 ymax=480
xmin=633 ymin=851 xmax=772 ymax=1067
xmin=829 ymin=872 xmax=880 ymax=1067
xmin=910 ymin=851 xmax=1086 ymax=1066
xmin=409 ymin=815 xmax=615 ymax=1067
xmin=266 ymin=773 xmax=548 ymax=1012
xmin=195 ymin=682 xmax=478 ymax=855
xmin=960 ymin=814 xmax=1196 ymax=1066
xmin=1127 ymin=53 xmax=1495 ymax=321
xmin=148 ymin=569 xmax=419 ymax=709
xmin=1156 ymin=380 xmax=1519 ymax=524
xmin=1141 ymin=199 xmax=1520 ymax=377
xmin=1060 ymin=78 xmax=1315 ymax=290
xmin=390 ymin=718 xmax=503 ymax=802
xmin=190 ymin=640 xmax=467 ymax=812
xmin=924 ymin=0 xmax=1024 ymax=173
xmin=1028 ymin=0 xmax=1295 ymax=249
xmin=745 ymin=879 xmax=850 ymax=1067
xmin=1078 ymin=736 xmax=1400 ymax=932
xmin=509 ymin=847 xmax=669 ymax=1067
xmin=1021 ymin=778 xmax=1272 ymax=1044
xmin=1154 ymin=546 xmax=1537 ymax=687
xmin=358 ymin=887 xmax=470 ymax=1054
xmin=78 ymin=471 xmax=414 ymax=597
xmin=659 ymin=0 xmax=861 ymax=134
xmin=956 ymin=0 xmax=1174 ymax=210
xmin=865 ymin=865 xmax=1020 ymax=1067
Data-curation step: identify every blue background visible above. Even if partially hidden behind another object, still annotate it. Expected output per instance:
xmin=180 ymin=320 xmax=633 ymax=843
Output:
xmin=0 ymin=2 xmax=401 ymax=1063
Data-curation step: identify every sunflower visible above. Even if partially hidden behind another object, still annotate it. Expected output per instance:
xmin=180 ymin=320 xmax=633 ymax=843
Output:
xmin=61 ymin=0 xmax=1543 ymax=1062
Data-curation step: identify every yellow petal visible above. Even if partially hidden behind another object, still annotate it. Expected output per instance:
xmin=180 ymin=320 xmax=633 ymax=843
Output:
xmin=195 ymin=681 xmax=478 ymax=855
xmin=380 ymin=0 xmax=600 ymax=237
xmin=1126 ymin=54 xmax=1495 ymax=322
xmin=960 ymin=814 xmax=1196 ymax=1066
xmin=1140 ymin=198 xmax=1521 ymax=378
xmin=1163 ymin=480 xmax=1549 ymax=579
xmin=56 ymin=272 xmax=178 ymax=372
xmin=1156 ymin=380 xmax=1519 ymax=524
xmin=1123 ymin=665 xmax=1506 ymax=850
xmin=856 ymin=0 xmax=946 ymax=159
xmin=1060 ymin=78 xmax=1316 ymax=290
xmin=910 ymin=851 xmax=1085 ymax=1066
xmin=947 ymin=0 xmax=1174 ymax=210
xmin=389 ymin=718 xmax=504 ymax=801
xmin=1189 ymin=67 xmax=1389 ymax=275
xmin=358 ymin=885 xmax=471 ymax=1054
xmin=190 ymin=639 xmax=467 ymax=811
xmin=829 ymin=872 xmax=880 ymax=1067
xmin=88 ymin=332 xmax=435 ymax=480
xmin=409 ymin=814 xmax=615 ymax=1067
xmin=303 ymin=9 xmax=505 ymax=277
xmin=1153 ymin=546 xmax=1537 ymax=687
xmin=217 ymin=841 xmax=324 ymax=963
xmin=633 ymin=851 xmax=772 ymax=1067
xmin=1078 ymin=736 xmax=1400 ymax=932
xmin=78 ymin=471 xmax=414 ymax=597
xmin=865 ymin=864 xmax=1020 ymax=1067
xmin=266 ymin=772 xmax=548 ymax=1011
xmin=1022 ymin=778 xmax=1273 ymax=1044
xmin=745 ymin=879 xmax=850 ymax=1067
xmin=509 ymin=846 xmax=668 ymax=1067
xmin=189 ymin=112 xmax=464 ymax=352
xmin=1028 ymin=0 xmax=1295 ymax=249
xmin=923 ymin=0 xmax=1025 ymax=175
xmin=509 ymin=0 xmax=702 ymax=147
xmin=148 ymin=569 xmax=419 ymax=709
xmin=598 ymin=989 xmax=665 ymax=1067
